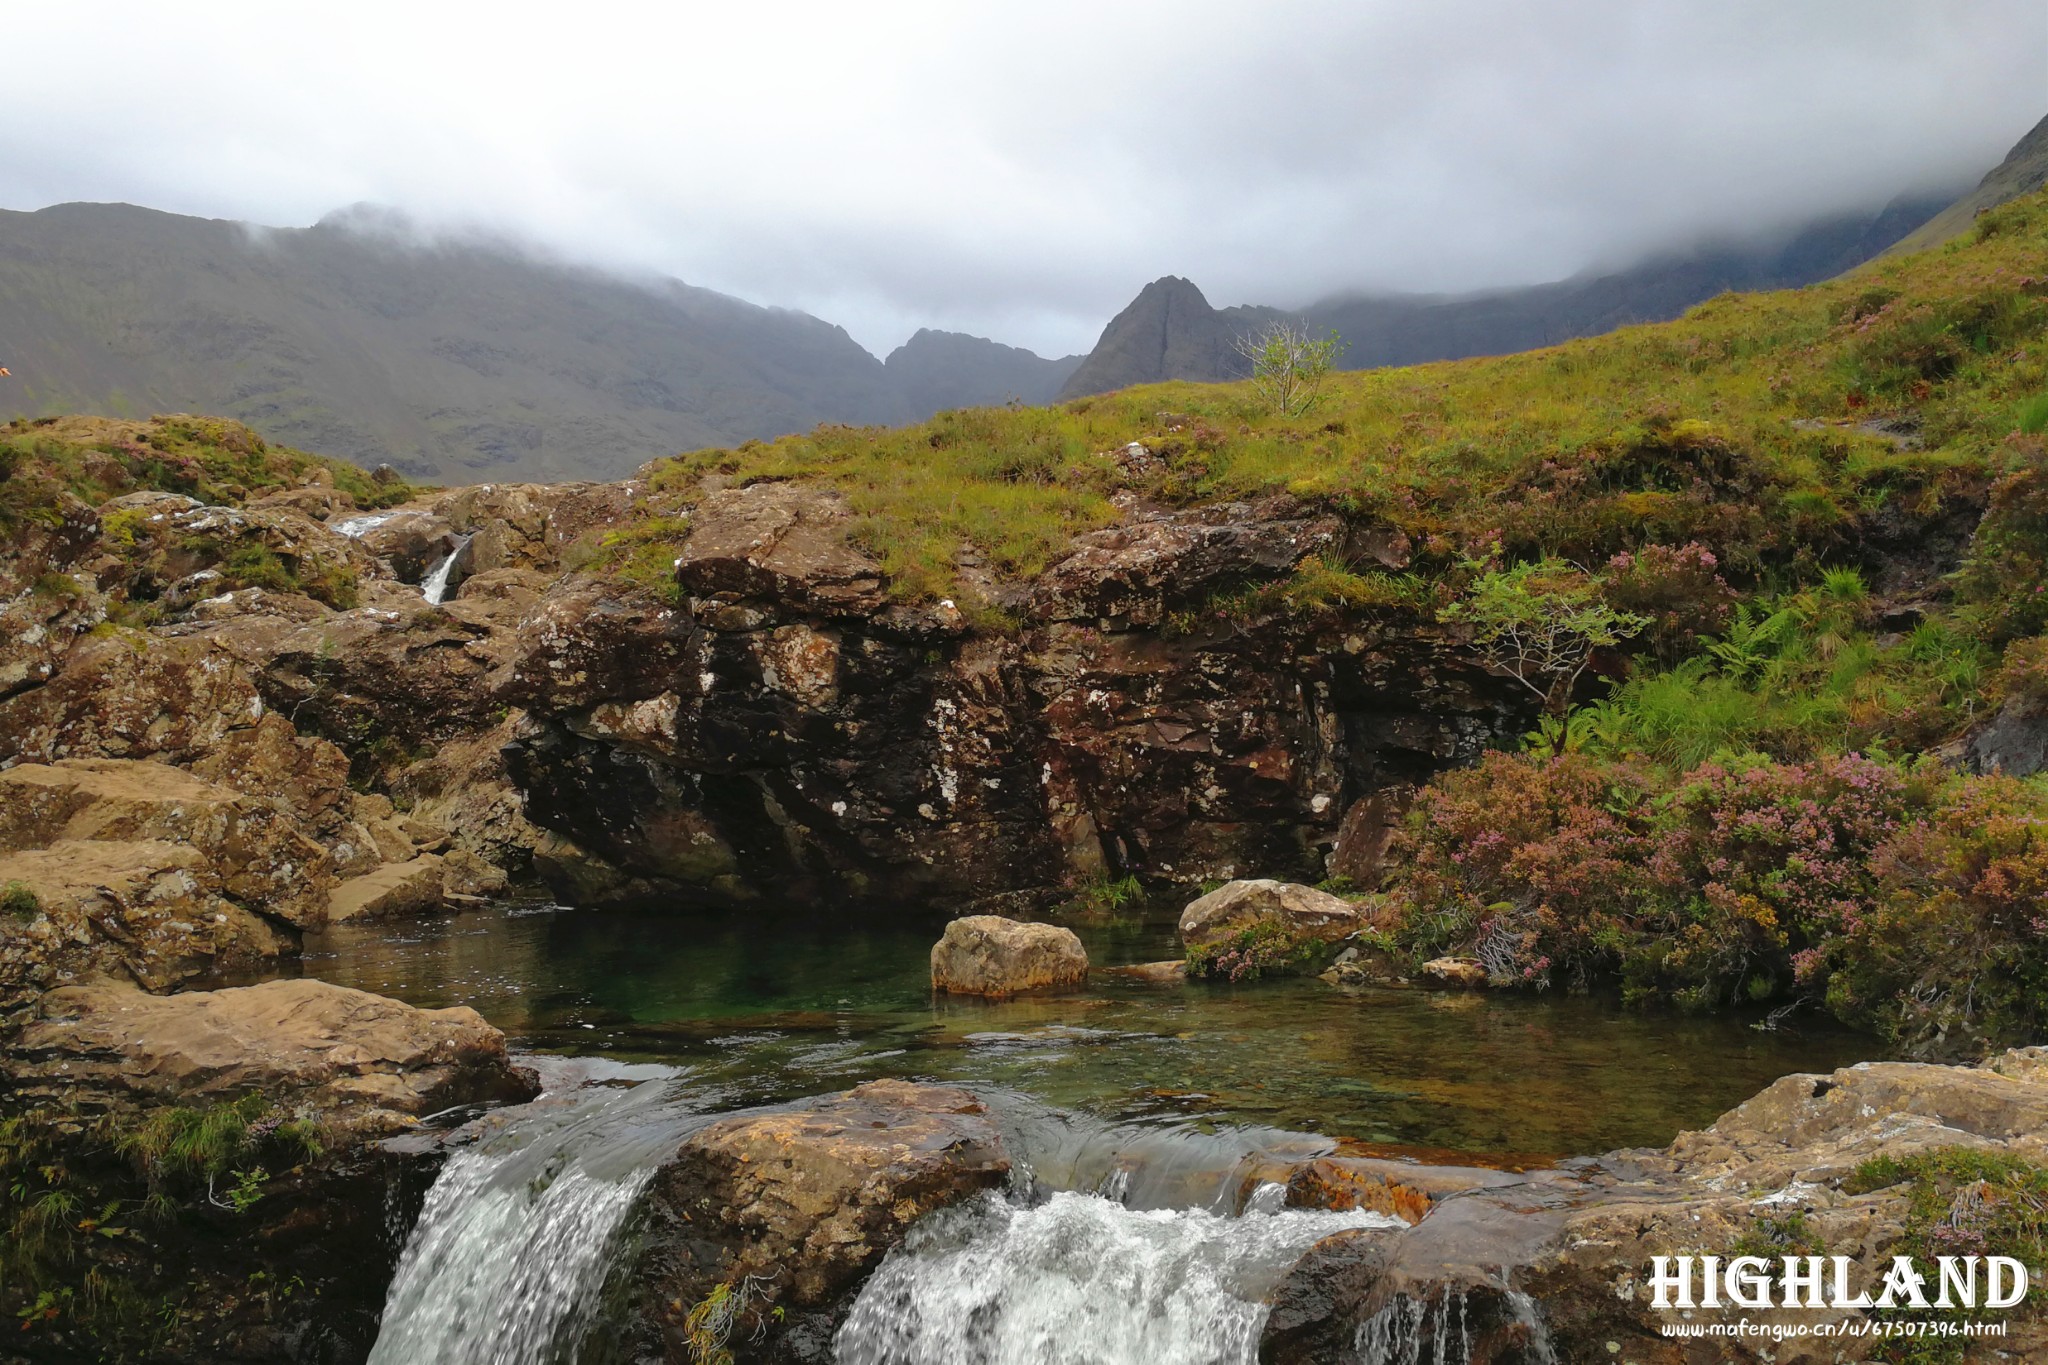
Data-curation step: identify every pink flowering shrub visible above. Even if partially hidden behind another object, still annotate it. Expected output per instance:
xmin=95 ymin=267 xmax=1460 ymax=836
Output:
xmin=1388 ymin=747 xmax=2048 ymax=1050
xmin=1604 ymin=542 xmax=1737 ymax=661
xmin=1820 ymin=774 xmax=2048 ymax=1051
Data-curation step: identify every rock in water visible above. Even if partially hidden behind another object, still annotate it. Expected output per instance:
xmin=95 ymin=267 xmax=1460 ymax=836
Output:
xmin=1420 ymin=956 xmax=1490 ymax=988
xmin=930 ymin=915 xmax=1089 ymax=997
xmin=634 ymin=1079 xmax=1010 ymax=1359
xmin=1178 ymin=879 xmax=1363 ymax=978
xmin=4 ymin=978 xmax=537 ymax=1136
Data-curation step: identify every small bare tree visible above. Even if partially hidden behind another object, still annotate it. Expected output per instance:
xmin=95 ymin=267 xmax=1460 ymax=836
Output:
xmin=1442 ymin=559 xmax=1648 ymax=734
xmin=1233 ymin=321 xmax=1345 ymax=416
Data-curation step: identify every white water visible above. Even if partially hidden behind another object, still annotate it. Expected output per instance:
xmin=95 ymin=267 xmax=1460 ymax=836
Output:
xmin=368 ymin=1071 xmax=697 ymax=1365
xmin=332 ymin=511 xmax=400 ymax=539
xmin=420 ymin=534 xmax=472 ymax=604
xmin=1352 ymin=1286 xmax=1556 ymax=1365
xmin=835 ymin=1185 xmax=1404 ymax=1365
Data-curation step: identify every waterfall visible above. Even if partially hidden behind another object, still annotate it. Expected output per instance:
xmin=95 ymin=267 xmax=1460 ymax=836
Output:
xmin=835 ymin=1185 xmax=1404 ymax=1365
xmin=420 ymin=534 xmax=472 ymax=605
xmin=367 ymin=1073 xmax=699 ymax=1365
xmin=1351 ymin=1285 xmax=1557 ymax=1365
xmin=332 ymin=511 xmax=400 ymax=539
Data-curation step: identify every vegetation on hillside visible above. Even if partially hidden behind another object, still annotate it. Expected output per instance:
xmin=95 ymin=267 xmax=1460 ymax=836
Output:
xmin=637 ymin=191 xmax=2048 ymax=1051
xmin=0 ymin=413 xmax=419 ymax=535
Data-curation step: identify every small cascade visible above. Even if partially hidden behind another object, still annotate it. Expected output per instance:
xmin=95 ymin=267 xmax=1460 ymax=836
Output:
xmin=1352 ymin=1285 xmax=1557 ymax=1365
xmin=331 ymin=511 xmax=400 ymax=539
xmin=835 ymin=1186 xmax=1403 ymax=1365
xmin=367 ymin=1073 xmax=698 ymax=1365
xmin=420 ymin=534 xmax=472 ymax=605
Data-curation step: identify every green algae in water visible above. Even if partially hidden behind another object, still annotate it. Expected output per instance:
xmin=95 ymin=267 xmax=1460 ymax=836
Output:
xmin=301 ymin=903 xmax=1880 ymax=1159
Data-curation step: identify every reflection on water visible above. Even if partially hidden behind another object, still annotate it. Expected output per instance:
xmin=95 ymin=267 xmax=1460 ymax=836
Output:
xmin=301 ymin=902 xmax=1879 ymax=1158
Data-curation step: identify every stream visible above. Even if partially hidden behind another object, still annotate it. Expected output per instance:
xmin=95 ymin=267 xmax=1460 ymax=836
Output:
xmin=293 ymin=900 xmax=1879 ymax=1363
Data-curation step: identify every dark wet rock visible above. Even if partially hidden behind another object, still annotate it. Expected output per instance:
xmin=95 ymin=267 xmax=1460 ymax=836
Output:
xmin=1969 ymin=692 xmax=2048 ymax=778
xmin=633 ymin=1080 xmax=1009 ymax=1362
xmin=930 ymin=915 xmax=1089 ymax=996
xmin=1327 ymin=783 xmax=1412 ymax=888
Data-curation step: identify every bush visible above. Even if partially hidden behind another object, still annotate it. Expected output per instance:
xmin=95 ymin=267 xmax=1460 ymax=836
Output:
xmin=2 ymin=881 xmax=40 ymax=920
xmin=1956 ymin=444 xmax=2048 ymax=643
xmin=1602 ymin=542 xmax=1736 ymax=661
xmin=1383 ymin=747 xmax=2048 ymax=1047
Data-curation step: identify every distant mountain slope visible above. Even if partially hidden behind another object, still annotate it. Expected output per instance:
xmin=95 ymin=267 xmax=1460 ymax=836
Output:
xmin=1060 ymin=190 xmax=1958 ymax=398
xmin=0 ymin=204 xmax=1068 ymax=484
xmin=884 ymin=329 xmax=1082 ymax=413
xmin=1882 ymin=113 xmax=2048 ymax=258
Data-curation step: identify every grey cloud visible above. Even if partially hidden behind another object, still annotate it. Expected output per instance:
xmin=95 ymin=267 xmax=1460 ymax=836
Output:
xmin=2 ymin=0 xmax=2040 ymax=357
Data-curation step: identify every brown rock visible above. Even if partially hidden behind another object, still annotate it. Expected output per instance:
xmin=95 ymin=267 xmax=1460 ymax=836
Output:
xmin=0 ymin=759 xmax=333 ymax=926
xmin=930 ymin=915 xmax=1089 ymax=997
xmin=4 ymin=979 xmax=537 ymax=1137
xmin=1420 ymin=956 xmax=1489 ymax=988
xmin=326 ymin=855 xmax=448 ymax=923
xmin=1104 ymin=959 xmax=1188 ymax=984
xmin=1031 ymin=498 xmax=1341 ymax=628
xmin=0 ymin=839 xmax=287 ymax=1009
xmin=1178 ymin=879 xmax=1362 ymax=960
xmin=637 ymin=1080 xmax=1008 ymax=1354
xmin=1328 ymin=784 xmax=1413 ymax=889
xmin=674 ymin=482 xmax=887 ymax=615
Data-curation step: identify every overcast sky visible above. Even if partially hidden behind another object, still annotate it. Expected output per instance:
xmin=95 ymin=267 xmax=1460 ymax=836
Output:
xmin=4 ymin=2 xmax=2042 ymax=357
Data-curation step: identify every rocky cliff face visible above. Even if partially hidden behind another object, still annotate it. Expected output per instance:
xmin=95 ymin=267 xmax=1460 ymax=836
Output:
xmin=499 ymin=479 xmax=1516 ymax=911
xmin=0 ymin=420 xmax=1529 ymax=1004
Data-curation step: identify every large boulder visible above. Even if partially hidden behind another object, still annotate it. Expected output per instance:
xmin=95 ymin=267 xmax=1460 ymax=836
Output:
xmin=0 ymin=758 xmax=335 ymax=926
xmin=930 ymin=914 xmax=1089 ymax=997
xmin=1178 ymin=878 xmax=1363 ymax=978
xmin=3 ymin=979 xmax=537 ymax=1137
xmin=634 ymin=1080 xmax=1009 ymax=1359
xmin=0 ymin=840 xmax=287 ymax=1012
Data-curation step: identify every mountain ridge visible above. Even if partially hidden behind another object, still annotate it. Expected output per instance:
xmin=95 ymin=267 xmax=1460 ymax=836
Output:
xmin=0 ymin=202 xmax=1078 ymax=484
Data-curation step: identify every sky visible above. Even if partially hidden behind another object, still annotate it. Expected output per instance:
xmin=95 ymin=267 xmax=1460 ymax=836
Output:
xmin=3 ymin=1 xmax=2042 ymax=358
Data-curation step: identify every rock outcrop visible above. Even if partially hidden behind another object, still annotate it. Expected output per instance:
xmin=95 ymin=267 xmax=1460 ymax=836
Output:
xmin=3 ymin=978 xmax=538 ymax=1137
xmin=930 ymin=915 xmax=1089 ymax=997
xmin=634 ymin=1079 xmax=1010 ymax=1360
xmin=1178 ymin=878 xmax=1365 ymax=976
xmin=2 ymin=428 xmax=1520 ymax=958
xmin=504 ymin=482 xmax=1516 ymax=910
xmin=1263 ymin=1049 xmax=2048 ymax=1363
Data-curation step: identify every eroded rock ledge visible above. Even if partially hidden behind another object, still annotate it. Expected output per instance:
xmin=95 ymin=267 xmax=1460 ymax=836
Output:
xmin=1263 ymin=1048 xmax=2048 ymax=1364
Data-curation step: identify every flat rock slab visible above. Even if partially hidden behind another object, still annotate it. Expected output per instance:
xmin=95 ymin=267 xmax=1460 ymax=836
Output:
xmin=6 ymin=978 xmax=536 ymax=1137
xmin=326 ymin=854 xmax=447 ymax=923
xmin=930 ymin=914 xmax=1089 ymax=997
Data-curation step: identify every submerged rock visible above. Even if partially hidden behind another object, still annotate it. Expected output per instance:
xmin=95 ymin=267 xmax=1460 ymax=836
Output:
xmin=930 ymin=915 xmax=1089 ymax=997
xmin=634 ymin=1079 xmax=1010 ymax=1361
xmin=4 ymin=978 xmax=538 ymax=1137
xmin=1178 ymin=878 xmax=1363 ymax=978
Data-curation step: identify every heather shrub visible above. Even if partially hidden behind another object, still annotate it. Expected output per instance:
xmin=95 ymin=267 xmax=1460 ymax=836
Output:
xmin=1635 ymin=753 xmax=1923 ymax=1007
xmin=1820 ymin=774 xmax=2048 ymax=1051
xmin=1392 ymin=752 xmax=1664 ymax=987
xmin=1991 ymin=634 xmax=2048 ymax=704
xmin=1387 ymin=743 xmax=2048 ymax=1052
xmin=1602 ymin=542 xmax=1736 ymax=661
